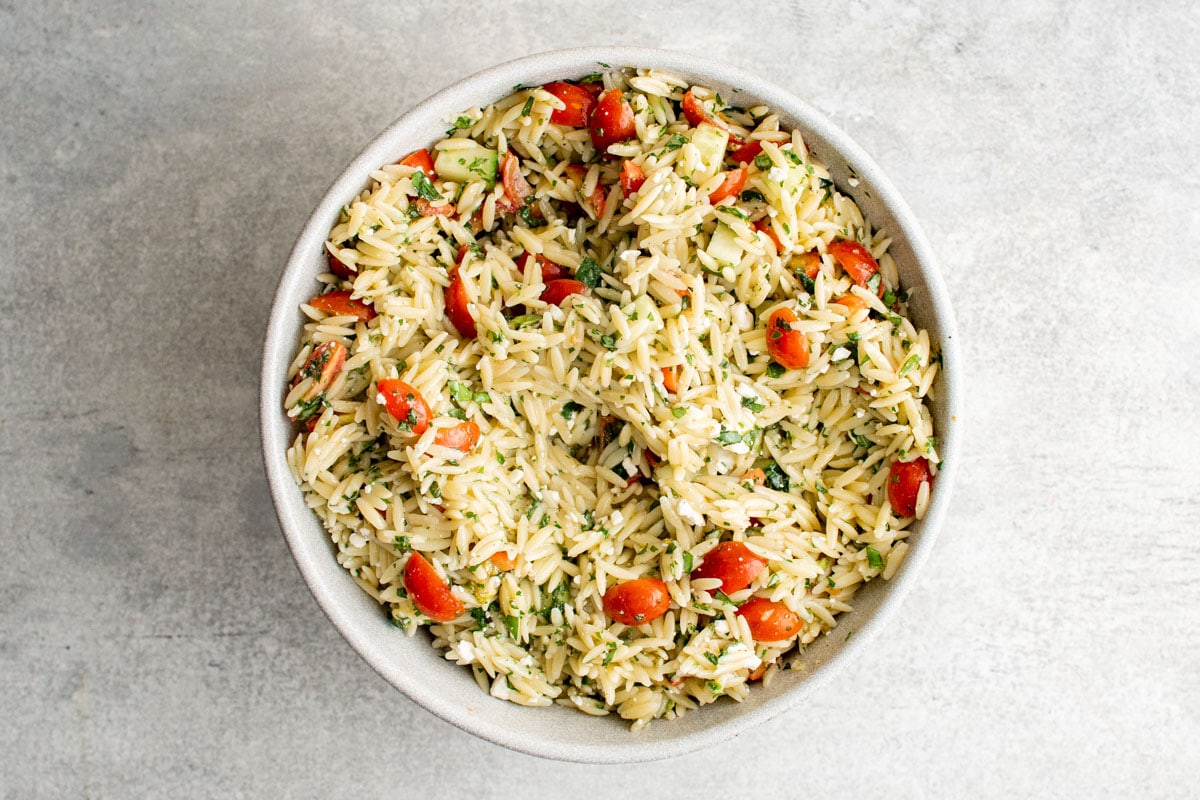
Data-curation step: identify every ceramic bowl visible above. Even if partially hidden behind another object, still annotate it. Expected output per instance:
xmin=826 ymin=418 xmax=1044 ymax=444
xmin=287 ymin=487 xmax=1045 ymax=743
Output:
xmin=260 ymin=46 xmax=961 ymax=763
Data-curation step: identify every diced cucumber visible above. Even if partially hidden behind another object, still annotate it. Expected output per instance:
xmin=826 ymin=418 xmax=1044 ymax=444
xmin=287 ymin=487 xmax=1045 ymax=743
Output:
xmin=706 ymin=222 xmax=742 ymax=266
xmin=689 ymin=123 xmax=730 ymax=182
xmin=434 ymin=144 xmax=498 ymax=186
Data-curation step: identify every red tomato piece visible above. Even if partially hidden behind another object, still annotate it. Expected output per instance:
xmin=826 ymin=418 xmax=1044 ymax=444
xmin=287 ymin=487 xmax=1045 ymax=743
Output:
xmin=403 ymin=552 xmax=464 ymax=622
xmin=765 ymin=307 xmax=810 ymax=369
xmin=540 ymin=279 xmax=587 ymax=306
xmin=620 ymin=159 xmax=646 ymax=194
xmin=793 ymin=250 xmax=822 ymax=279
xmin=432 ymin=419 xmax=481 ymax=452
xmin=589 ymin=88 xmax=636 ymax=151
xmin=661 ymin=366 xmax=678 ymax=394
xmin=488 ymin=550 xmax=516 ymax=571
xmin=827 ymin=240 xmax=882 ymax=295
xmin=576 ymin=79 xmax=604 ymax=98
xmin=708 ymin=167 xmax=747 ymax=204
xmin=326 ymin=249 xmax=356 ymax=278
xmin=444 ymin=268 xmax=477 ymax=339
xmin=690 ymin=541 xmax=767 ymax=594
xmin=397 ymin=148 xmax=437 ymax=180
xmin=376 ymin=379 xmax=431 ymax=435
xmin=602 ymin=577 xmax=671 ymax=625
xmin=415 ymin=198 xmax=451 ymax=217
xmin=741 ymin=468 xmax=766 ymax=486
xmin=517 ymin=252 xmax=568 ymax=283
xmin=730 ymin=138 xmax=763 ymax=164
xmin=833 ymin=294 xmax=869 ymax=313
xmin=754 ymin=219 xmax=783 ymax=252
xmin=497 ymin=151 xmax=535 ymax=215
xmin=291 ymin=340 xmax=347 ymax=402
xmin=542 ymin=81 xmax=596 ymax=127
xmin=308 ymin=290 xmax=376 ymax=322
xmin=564 ymin=163 xmax=606 ymax=217
xmin=887 ymin=456 xmax=933 ymax=517
xmin=737 ymin=597 xmax=802 ymax=641
xmin=681 ymin=89 xmax=712 ymax=127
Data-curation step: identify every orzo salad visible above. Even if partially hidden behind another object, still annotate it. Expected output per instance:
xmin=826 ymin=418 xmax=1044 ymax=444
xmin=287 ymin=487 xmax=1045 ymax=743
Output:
xmin=284 ymin=68 xmax=941 ymax=728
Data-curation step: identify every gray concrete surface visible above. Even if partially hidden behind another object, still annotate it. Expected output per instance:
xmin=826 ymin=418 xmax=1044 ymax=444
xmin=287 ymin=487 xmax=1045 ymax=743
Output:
xmin=2 ymin=1 xmax=1197 ymax=797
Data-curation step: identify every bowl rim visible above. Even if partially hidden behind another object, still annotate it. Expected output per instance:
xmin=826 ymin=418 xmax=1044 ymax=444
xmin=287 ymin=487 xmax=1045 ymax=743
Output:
xmin=260 ymin=45 xmax=962 ymax=763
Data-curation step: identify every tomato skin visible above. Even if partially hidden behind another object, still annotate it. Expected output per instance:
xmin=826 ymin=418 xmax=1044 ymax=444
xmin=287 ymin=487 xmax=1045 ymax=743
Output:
xmin=308 ymin=290 xmax=376 ymax=322
xmin=741 ymin=468 xmax=766 ymax=486
xmin=602 ymin=577 xmax=671 ymax=625
xmin=765 ymin=307 xmax=810 ymax=369
xmin=326 ymin=249 xmax=356 ymax=278
xmin=827 ymin=240 xmax=881 ymax=294
xmin=517 ymin=252 xmax=567 ymax=283
xmin=833 ymin=294 xmax=869 ymax=313
xmin=620 ymin=159 xmax=646 ymax=194
xmin=661 ymin=366 xmax=678 ymax=394
xmin=754 ymin=219 xmax=783 ymax=252
xmin=730 ymin=138 xmax=763 ymax=164
xmin=887 ymin=456 xmax=932 ymax=517
xmin=708 ymin=167 xmax=747 ymax=204
xmin=444 ymin=268 xmax=477 ymax=339
xmin=690 ymin=541 xmax=767 ymax=593
xmin=497 ymin=151 xmax=535 ymax=215
xmin=542 ymin=81 xmax=596 ymax=127
xmin=737 ymin=597 xmax=802 ymax=641
xmin=589 ymin=89 xmax=636 ymax=151
xmin=488 ymin=550 xmax=516 ymax=571
xmin=398 ymin=148 xmax=437 ymax=180
xmin=681 ymin=90 xmax=711 ymax=127
xmin=292 ymin=340 xmax=347 ymax=402
xmin=793 ymin=249 xmax=821 ymax=279
xmin=415 ymin=198 xmax=451 ymax=217
xmin=404 ymin=552 xmax=464 ymax=622
xmin=432 ymin=419 xmax=481 ymax=451
xmin=376 ymin=379 xmax=432 ymax=435
xmin=564 ymin=164 xmax=606 ymax=217
xmin=540 ymin=279 xmax=587 ymax=306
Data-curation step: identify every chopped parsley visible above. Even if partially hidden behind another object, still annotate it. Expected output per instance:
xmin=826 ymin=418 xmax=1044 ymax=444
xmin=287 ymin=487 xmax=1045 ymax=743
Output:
xmin=410 ymin=169 xmax=441 ymax=201
xmin=575 ymin=256 xmax=602 ymax=288
xmin=561 ymin=401 xmax=584 ymax=419
xmin=521 ymin=96 xmax=535 ymax=116
xmin=898 ymin=354 xmax=921 ymax=377
xmin=763 ymin=461 xmax=790 ymax=492
xmin=754 ymin=153 xmax=772 ymax=170
xmin=445 ymin=115 xmax=473 ymax=136
xmin=866 ymin=547 xmax=884 ymax=570
xmin=740 ymin=395 xmax=765 ymax=413
xmin=766 ymin=362 xmax=786 ymax=379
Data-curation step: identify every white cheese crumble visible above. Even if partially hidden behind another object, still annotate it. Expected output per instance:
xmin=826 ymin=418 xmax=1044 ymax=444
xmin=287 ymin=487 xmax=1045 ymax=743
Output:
xmin=731 ymin=302 xmax=754 ymax=331
xmin=830 ymin=346 xmax=851 ymax=361
xmin=676 ymin=498 xmax=705 ymax=527
xmin=610 ymin=509 xmax=624 ymax=528
xmin=768 ymin=166 xmax=787 ymax=183
xmin=727 ymin=441 xmax=750 ymax=455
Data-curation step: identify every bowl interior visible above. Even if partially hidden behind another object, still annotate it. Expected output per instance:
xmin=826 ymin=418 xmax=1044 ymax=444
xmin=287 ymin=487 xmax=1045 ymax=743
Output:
xmin=260 ymin=46 xmax=961 ymax=763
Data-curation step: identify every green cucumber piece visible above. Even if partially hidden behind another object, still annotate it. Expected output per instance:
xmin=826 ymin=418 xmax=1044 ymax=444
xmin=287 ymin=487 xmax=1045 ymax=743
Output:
xmin=434 ymin=144 xmax=499 ymax=186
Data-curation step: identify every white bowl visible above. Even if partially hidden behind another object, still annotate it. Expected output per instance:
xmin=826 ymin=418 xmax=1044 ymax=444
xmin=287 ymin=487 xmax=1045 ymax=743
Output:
xmin=260 ymin=46 xmax=962 ymax=763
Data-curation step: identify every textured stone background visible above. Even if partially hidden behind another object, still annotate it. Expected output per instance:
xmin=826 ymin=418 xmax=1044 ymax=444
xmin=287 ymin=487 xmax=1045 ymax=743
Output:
xmin=2 ymin=1 xmax=1197 ymax=797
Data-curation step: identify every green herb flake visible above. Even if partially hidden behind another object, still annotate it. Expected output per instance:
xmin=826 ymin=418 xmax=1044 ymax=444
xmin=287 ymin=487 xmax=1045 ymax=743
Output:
xmin=683 ymin=551 xmax=694 ymax=573
xmin=411 ymin=169 xmax=441 ymax=201
xmin=671 ymin=407 xmax=687 ymax=419
xmin=866 ymin=547 xmax=884 ymax=570
xmin=754 ymin=153 xmax=772 ymax=170
xmin=716 ymin=429 xmax=742 ymax=445
xmin=521 ymin=96 xmax=535 ymax=116
xmin=899 ymin=354 xmax=921 ymax=377
xmin=576 ymin=256 xmax=602 ymax=288
xmin=504 ymin=614 xmax=521 ymax=639
xmin=561 ymin=401 xmax=584 ymax=420
xmin=445 ymin=115 xmax=473 ymax=136
xmin=741 ymin=395 xmax=765 ymax=413
xmin=763 ymin=461 xmax=790 ymax=492
xmin=766 ymin=362 xmax=786 ymax=379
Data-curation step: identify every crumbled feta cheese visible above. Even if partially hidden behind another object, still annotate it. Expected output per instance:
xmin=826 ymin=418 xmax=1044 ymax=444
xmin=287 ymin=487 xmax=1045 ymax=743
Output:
xmin=619 ymin=249 xmax=639 ymax=264
xmin=713 ymin=619 xmax=730 ymax=636
xmin=610 ymin=509 xmax=624 ymax=527
xmin=736 ymin=382 xmax=758 ymax=399
xmin=768 ymin=166 xmax=787 ymax=183
xmin=731 ymin=302 xmax=753 ymax=331
xmin=454 ymin=640 xmax=476 ymax=661
xmin=543 ymin=489 xmax=560 ymax=506
xmin=727 ymin=441 xmax=750 ymax=455
xmin=676 ymin=498 xmax=704 ymax=527
xmin=830 ymin=346 xmax=851 ymax=361
xmin=621 ymin=456 xmax=638 ymax=477
xmin=855 ymin=409 xmax=865 ymax=418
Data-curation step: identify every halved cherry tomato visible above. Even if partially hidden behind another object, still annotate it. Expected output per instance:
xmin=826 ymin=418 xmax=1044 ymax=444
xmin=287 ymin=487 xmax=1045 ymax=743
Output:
xmin=376 ymin=379 xmax=431 ymax=435
xmin=690 ymin=541 xmax=767 ymax=594
xmin=540 ymin=279 xmax=587 ymax=306
xmin=415 ymin=198 xmax=451 ymax=217
xmin=708 ymin=167 xmax=747 ymax=204
xmin=827 ymin=240 xmax=882 ymax=295
xmin=747 ymin=662 xmax=769 ymax=681
xmin=404 ymin=552 xmax=464 ymax=622
xmin=887 ymin=456 xmax=932 ymax=517
xmin=432 ymin=419 xmax=481 ymax=452
xmin=731 ymin=138 xmax=763 ymax=164
xmin=326 ymin=249 xmax=356 ymax=278
xmin=498 ymin=151 xmax=535 ymax=215
xmin=737 ymin=597 xmax=802 ymax=641
xmin=602 ymin=577 xmax=671 ymax=625
xmin=489 ymin=550 xmax=516 ymax=571
xmin=576 ymin=79 xmax=604 ymax=98
xmin=793 ymin=250 xmax=821 ymax=279
xmin=517 ymin=251 xmax=568 ymax=283
xmin=542 ymin=81 xmax=596 ymax=127
xmin=754 ymin=219 xmax=783 ymax=252
xmin=308 ymin=290 xmax=376 ymax=322
xmin=833 ymin=294 xmax=869 ymax=314
xmin=681 ymin=90 xmax=712 ymax=127
xmin=620 ymin=159 xmax=646 ymax=194
xmin=661 ymin=366 xmax=678 ymax=394
xmin=292 ymin=340 xmax=347 ymax=402
xmin=765 ymin=307 xmax=810 ymax=369
xmin=444 ymin=268 xmax=477 ymax=339
xmin=589 ymin=89 xmax=636 ymax=151
xmin=564 ymin=164 xmax=607 ymax=218
xmin=741 ymin=468 xmax=766 ymax=486
xmin=398 ymin=148 xmax=437 ymax=180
